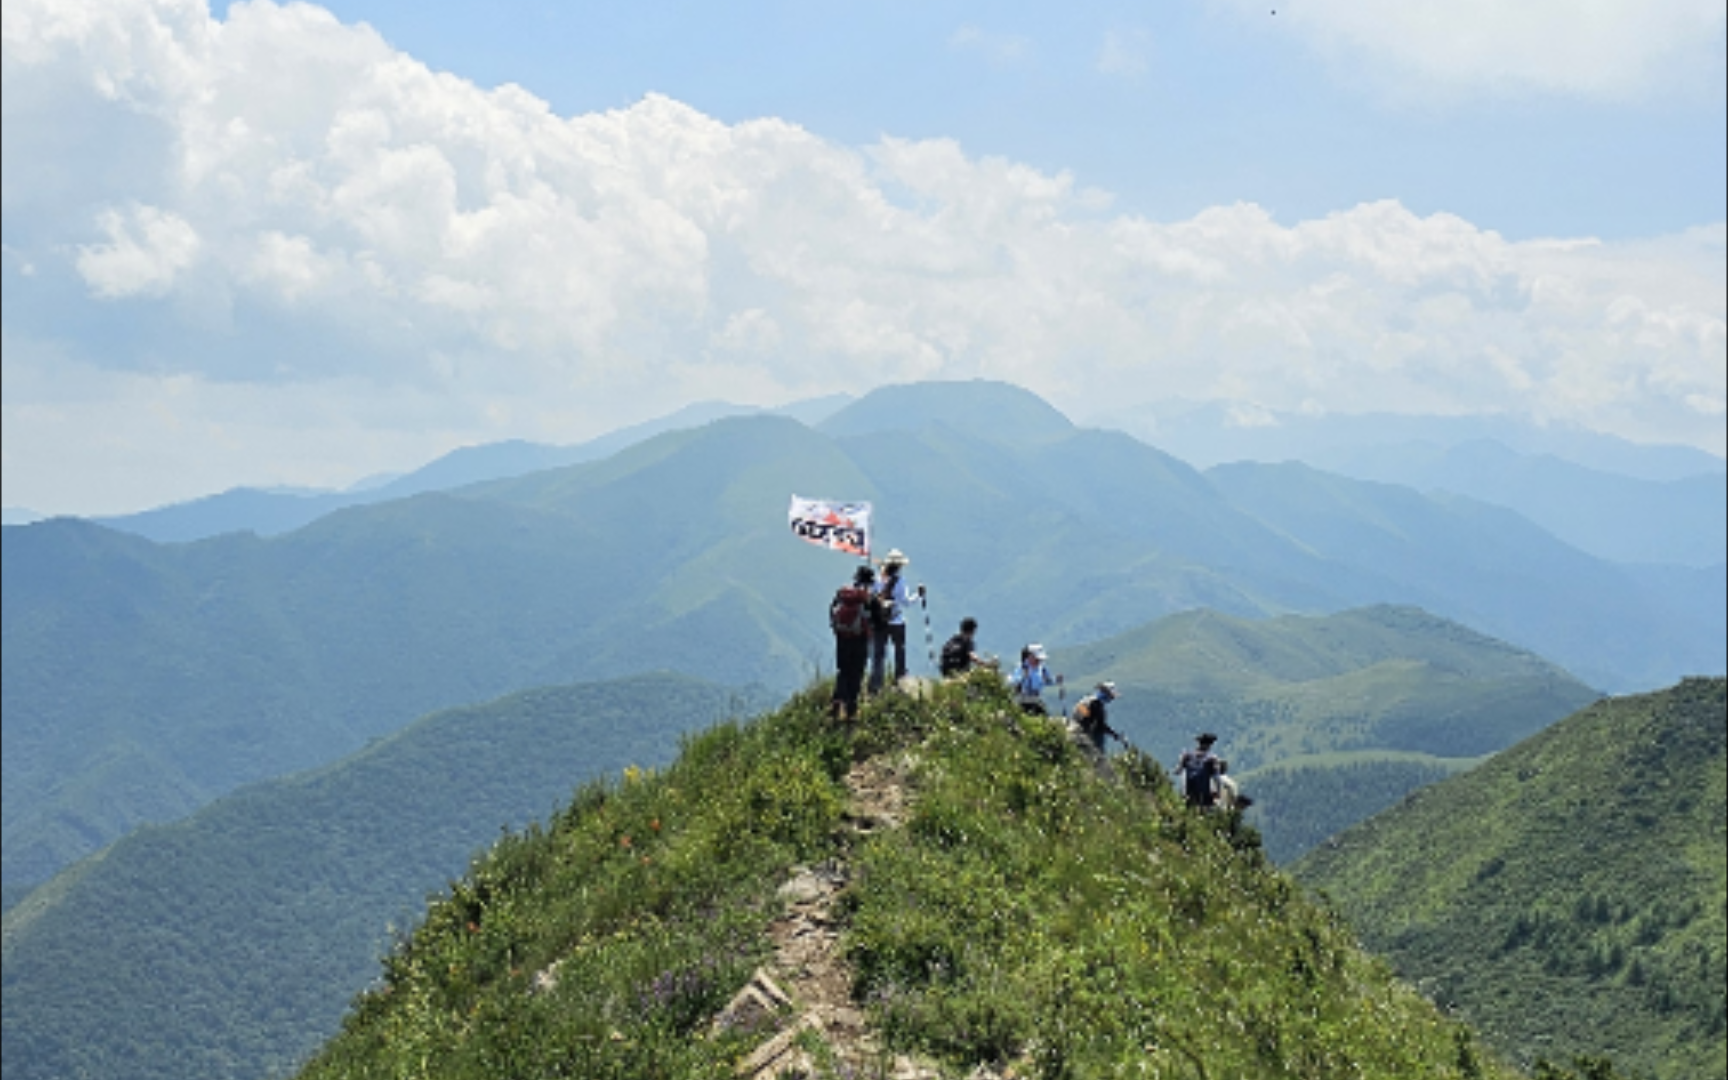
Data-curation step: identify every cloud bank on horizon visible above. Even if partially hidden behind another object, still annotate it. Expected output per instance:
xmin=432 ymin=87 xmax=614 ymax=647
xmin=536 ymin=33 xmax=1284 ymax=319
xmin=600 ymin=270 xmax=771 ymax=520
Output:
xmin=2 ymin=0 xmax=1724 ymax=515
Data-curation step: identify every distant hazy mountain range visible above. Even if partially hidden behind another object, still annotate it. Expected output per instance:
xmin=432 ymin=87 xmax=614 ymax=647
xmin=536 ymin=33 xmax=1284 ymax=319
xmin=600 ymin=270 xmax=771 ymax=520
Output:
xmin=65 ymin=395 xmax=855 ymax=543
xmin=1295 ymin=676 xmax=1727 ymax=1080
xmin=1098 ymin=397 xmax=1726 ymax=481
xmin=1301 ymin=438 xmax=1726 ymax=567
xmin=4 ymin=380 xmax=1722 ymax=900
xmin=11 ymin=392 xmax=1720 ymax=570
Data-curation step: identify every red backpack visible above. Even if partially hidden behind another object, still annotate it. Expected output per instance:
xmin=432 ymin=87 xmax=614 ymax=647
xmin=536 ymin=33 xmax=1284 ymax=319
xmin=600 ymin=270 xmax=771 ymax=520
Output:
xmin=830 ymin=585 xmax=871 ymax=637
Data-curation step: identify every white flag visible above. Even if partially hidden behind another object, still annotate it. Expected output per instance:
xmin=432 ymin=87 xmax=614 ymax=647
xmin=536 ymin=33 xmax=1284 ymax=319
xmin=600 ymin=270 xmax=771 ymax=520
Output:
xmin=788 ymin=495 xmax=872 ymax=557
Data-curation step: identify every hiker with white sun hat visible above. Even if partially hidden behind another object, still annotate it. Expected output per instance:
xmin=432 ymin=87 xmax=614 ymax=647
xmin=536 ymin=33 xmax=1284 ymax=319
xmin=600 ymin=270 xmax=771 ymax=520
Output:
xmin=867 ymin=548 xmax=925 ymax=693
xmin=1006 ymin=642 xmax=1064 ymax=716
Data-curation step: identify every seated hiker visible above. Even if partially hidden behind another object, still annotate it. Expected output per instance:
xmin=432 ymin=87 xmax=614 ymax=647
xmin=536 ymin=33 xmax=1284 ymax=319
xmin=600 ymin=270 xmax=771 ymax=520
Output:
xmin=1214 ymin=758 xmax=1253 ymax=810
xmin=1068 ymin=681 xmax=1122 ymax=756
xmin=1175 ymin=732 xmax=1221 ymax=809
xmin=1006 ymin=643 xmax=1063 ymax=716
xmin=939 ymin=617 xmax=993 ymax=678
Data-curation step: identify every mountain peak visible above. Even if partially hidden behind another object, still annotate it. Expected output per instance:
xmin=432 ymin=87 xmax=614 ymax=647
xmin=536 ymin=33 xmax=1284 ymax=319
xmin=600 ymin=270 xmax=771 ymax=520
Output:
xmin=817 ymin=379 xmax=1074 ymax=444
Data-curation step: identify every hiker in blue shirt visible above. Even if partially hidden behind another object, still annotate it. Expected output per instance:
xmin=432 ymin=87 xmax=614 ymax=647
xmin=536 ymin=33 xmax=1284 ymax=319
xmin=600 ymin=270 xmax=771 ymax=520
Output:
xmin=1007 ymin=643 xmax=1063 ymax=716
xmin=868 ymin=549 xmax=925 ymax=694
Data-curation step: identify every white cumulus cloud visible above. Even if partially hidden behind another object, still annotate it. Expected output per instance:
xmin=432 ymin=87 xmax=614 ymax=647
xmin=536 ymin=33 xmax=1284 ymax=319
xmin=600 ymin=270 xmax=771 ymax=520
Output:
xmin=75 ymin=204 xmax=200 ymax=297
xmin=1 ymin=0 xmax=1723 ymax=514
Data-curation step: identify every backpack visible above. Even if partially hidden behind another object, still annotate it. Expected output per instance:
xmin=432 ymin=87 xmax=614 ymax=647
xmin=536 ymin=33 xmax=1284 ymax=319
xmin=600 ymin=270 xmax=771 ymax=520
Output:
xmin=870 ymin=581 xmax=895 ymax=630
xmin=939 ymin=634 xmax=971 ymax=676
xmin=830 ymin=586 xmax=870 ymax=637
xmin=1181 ymin=750 xmax=1218 ymax=805
xmin=1071 ymin=695 xmax=1102 ymax=734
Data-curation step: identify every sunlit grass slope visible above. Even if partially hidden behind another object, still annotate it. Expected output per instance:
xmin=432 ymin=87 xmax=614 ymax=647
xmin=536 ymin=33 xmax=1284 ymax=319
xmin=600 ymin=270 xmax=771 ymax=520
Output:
xmin=297 ymin=675 xmax=1520 ymax=1079
xmin=1295 ymin=677 xmax=1727 ymax=1080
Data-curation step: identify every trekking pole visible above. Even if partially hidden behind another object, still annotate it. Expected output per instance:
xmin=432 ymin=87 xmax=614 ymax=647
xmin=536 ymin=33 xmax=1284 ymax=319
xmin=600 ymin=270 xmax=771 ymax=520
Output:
xmin=921 ymin=592 xmax=934 ymax=672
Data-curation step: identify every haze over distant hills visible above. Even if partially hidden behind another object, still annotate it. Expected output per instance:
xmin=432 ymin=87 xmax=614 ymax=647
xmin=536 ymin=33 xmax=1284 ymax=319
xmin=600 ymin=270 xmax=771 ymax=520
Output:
xmin=1097 ymin=398 xmax=1726 ymax=481
xmin=11 ymin=388 xmax=1717 ymax=571
xmin=1296 ymin=439 xmax=1726 ymax=567
xmin=4 ymin=380 xmax=1722 ymax=900
xmin=61 ymin=394 xmax=856 ymax=544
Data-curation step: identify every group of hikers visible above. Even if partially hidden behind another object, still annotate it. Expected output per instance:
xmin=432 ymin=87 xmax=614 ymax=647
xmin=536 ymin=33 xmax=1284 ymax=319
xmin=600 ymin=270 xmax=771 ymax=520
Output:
xmin=827 ymin=549 xmax=1250 ymax=811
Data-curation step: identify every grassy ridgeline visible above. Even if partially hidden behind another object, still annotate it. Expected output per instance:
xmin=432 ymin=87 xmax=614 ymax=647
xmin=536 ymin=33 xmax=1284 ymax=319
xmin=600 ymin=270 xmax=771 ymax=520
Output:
xmin=298 ymin=676 xmax=1518 ymax=1079
xmin=1295 ymin=677 xmax=1728 ymax=1080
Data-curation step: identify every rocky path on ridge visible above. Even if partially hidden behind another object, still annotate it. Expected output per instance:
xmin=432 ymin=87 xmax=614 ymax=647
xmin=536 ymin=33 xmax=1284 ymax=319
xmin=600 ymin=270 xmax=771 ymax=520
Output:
xmin=723 ymin=750 xmax=959 ymax=1080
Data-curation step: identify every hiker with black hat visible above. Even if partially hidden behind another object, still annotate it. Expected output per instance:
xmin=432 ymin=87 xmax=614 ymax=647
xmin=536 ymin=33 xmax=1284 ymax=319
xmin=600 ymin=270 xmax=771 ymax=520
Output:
xmin=868 ymin=549 xmax=925 ymax=694
xmin=1176 ymin=732 xmax=1222 ymax=809
xmin=829 ymin=564 xmax=879 ymax=721
xmin=939 ymin=617 xmax=993 ymax=679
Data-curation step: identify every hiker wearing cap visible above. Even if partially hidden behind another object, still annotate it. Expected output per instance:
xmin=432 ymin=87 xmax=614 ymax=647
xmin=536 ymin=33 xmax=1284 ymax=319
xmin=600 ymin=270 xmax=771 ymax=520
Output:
xmin=1006 ymin=643 xmax=1063 ymax=716
xmin=1176 ymin=733 xmax=1222 ymax=809
xmin=868 ymin=549 xmax=925 ymax=694
xmin=828 ymin=564 xmax=879 ymax=721
xmin=1069 ymin=681 xmax=1122 ymax=755
xmin=939 ymin=617 xmax=992 ymax=679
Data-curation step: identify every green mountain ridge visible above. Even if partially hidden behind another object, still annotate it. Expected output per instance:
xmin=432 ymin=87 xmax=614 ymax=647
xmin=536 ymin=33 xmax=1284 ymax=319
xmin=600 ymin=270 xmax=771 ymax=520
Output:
xmin=287 ymin=675 xmax=1530 ymax=1079
xmin=1051 ymin=605 xmax=1598 ymax=864
xmin=5 ymin=380 xmax=1720 ymax=901
xmin=0 ymin=606 xmax=1599 ymax=1080
xmin=1294 ymin=677 xmax=1728 ymax=1080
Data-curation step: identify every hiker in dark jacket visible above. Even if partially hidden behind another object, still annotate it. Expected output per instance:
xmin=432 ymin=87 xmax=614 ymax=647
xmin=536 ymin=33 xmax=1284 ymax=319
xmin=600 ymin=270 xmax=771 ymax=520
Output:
xmin=868 ymin=549 xmax=924 ymax=693
xmin=939 ymin=617 xmax=990 ymax=678
xmin=1069 ymin=681 xmax=1121 ymax=755
xmin=829 ymin=564 xmax=877 ymax=721
xmin=1175 ymin=732 xmax=1221 ymax=808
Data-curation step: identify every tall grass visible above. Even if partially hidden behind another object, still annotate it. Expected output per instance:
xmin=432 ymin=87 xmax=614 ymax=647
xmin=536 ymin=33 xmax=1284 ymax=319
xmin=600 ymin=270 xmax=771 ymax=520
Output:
xmin=297 ymin=675 xmax=1520 ymax=1079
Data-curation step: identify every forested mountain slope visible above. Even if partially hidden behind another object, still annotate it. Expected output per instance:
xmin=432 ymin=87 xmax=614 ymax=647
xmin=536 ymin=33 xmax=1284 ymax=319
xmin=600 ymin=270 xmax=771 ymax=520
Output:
xmin=0 ymin=674 xmax=763 ymax=1080
xmin=1295 ymin=677 xmax=1728 ymax=1080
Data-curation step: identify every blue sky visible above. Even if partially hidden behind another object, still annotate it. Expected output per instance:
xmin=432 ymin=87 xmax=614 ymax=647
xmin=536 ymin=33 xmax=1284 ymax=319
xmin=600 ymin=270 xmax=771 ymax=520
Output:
xmin=3 ymin=0 xmax=1724 ymax=513
xmin=314 ymin=0 xmax=1726 ymax=239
